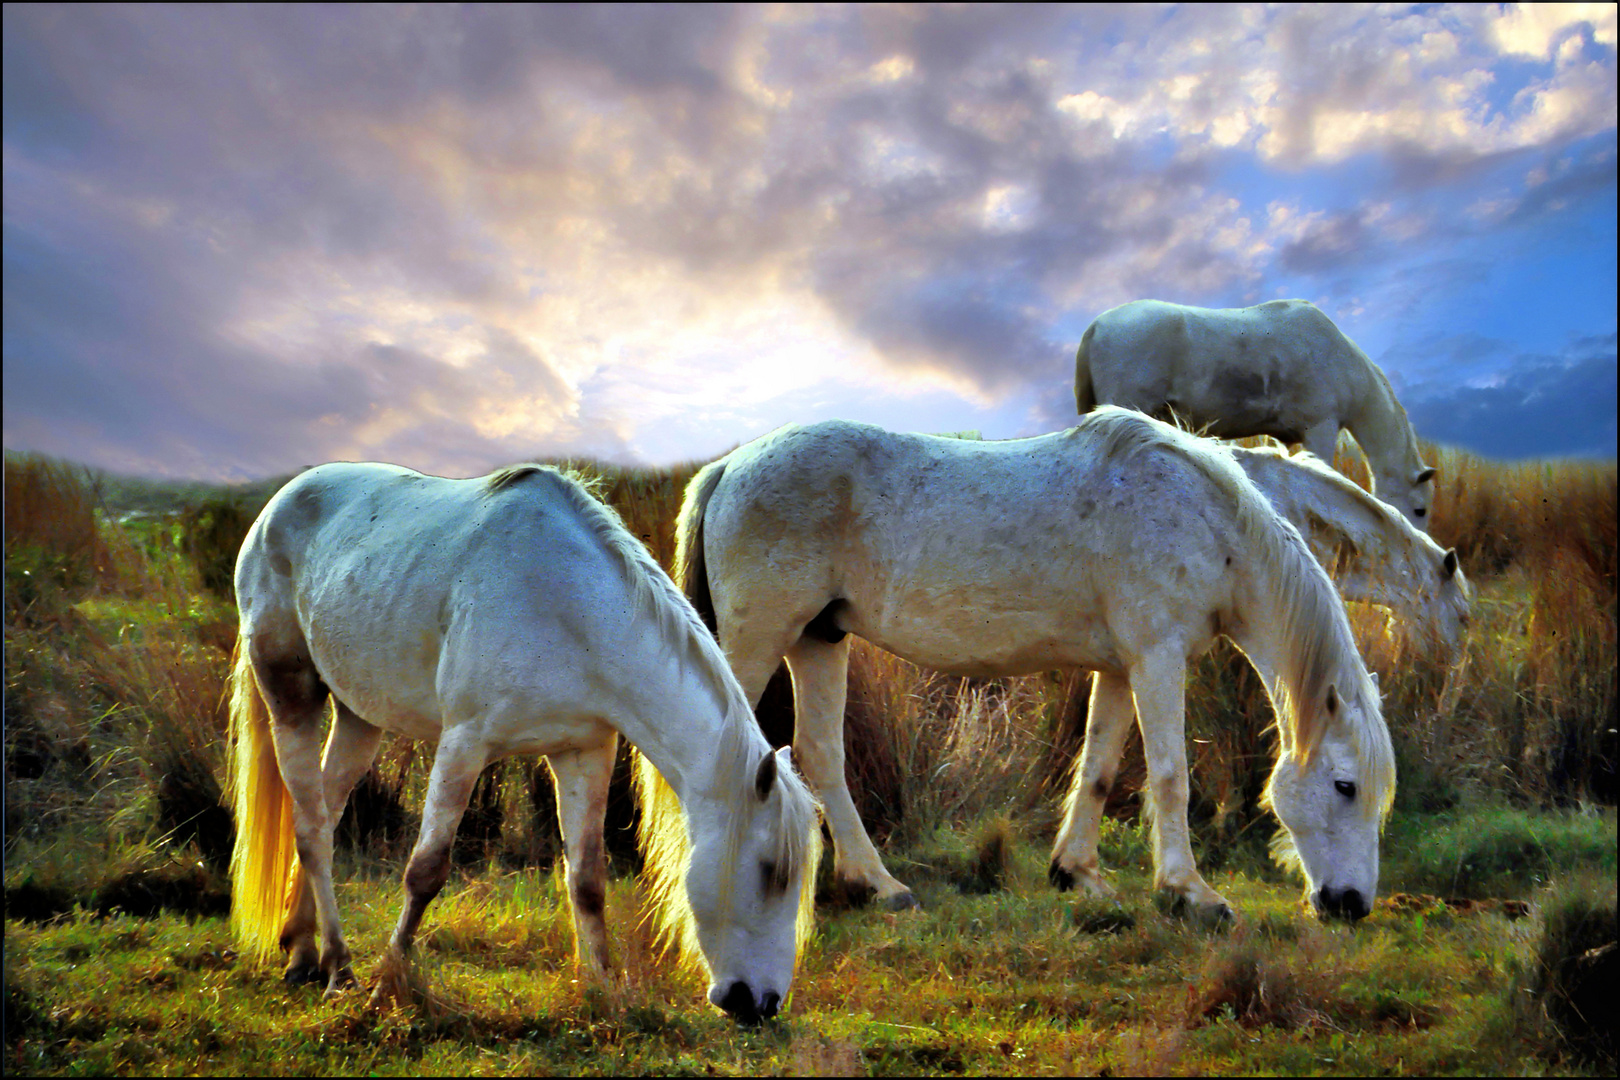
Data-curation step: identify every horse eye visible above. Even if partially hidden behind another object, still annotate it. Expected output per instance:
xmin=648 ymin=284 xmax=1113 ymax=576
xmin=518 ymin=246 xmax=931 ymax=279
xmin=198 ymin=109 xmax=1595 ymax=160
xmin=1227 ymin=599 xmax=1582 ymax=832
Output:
xmin=760 ymin=860 xmax=786 ymax=895
xmin=1414 ymin=507 xmax=1427 ymax=518
xmin=1334 ymin=780 xmax=1357 ymax=799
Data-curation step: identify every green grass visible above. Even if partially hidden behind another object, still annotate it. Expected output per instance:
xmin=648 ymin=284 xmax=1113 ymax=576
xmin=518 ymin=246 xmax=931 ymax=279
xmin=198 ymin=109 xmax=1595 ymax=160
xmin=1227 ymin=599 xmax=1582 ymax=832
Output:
xmin=7 ymin=822 xmax=1614 ymax=1076
xmin=1384 ymin=805 xmax=1617 ymax=899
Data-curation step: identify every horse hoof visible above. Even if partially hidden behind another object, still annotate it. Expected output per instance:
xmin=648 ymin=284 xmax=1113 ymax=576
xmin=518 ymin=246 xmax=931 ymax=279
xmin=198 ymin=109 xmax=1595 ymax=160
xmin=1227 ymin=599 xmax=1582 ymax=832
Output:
xmin=324 ymin=965 xmax=358 ymax=998
xmin=1157 ymin=890 xmax=1236 ymax=929
xmin=283 ymin=964 xmax=323 ymax=987
xmin=882 ymin=891 xmax=921 ymax=912
xmin=818 ymin=879 xmax=876 ymax=910
xmin=1048 ymin=860 xmax=1077 ymax=891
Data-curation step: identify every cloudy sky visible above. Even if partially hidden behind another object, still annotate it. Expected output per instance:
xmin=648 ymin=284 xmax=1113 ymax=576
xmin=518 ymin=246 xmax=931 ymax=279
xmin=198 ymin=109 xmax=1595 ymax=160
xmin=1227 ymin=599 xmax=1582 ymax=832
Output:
xmin=4 ymin=4 xmax=1616 ymax=481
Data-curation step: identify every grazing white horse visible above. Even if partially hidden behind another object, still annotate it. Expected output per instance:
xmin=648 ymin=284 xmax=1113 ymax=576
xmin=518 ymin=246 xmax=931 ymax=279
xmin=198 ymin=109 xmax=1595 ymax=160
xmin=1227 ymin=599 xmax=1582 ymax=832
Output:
xmin=228 ymin=462 xmax=820 ymax=1024
xmin=679 ymin=407 xmax=1396 ymax=922
xmin=1075 ymin=299 xmax=1437 ymax=531
xmin=1234 ymin=443 xmax=1470 ymax=660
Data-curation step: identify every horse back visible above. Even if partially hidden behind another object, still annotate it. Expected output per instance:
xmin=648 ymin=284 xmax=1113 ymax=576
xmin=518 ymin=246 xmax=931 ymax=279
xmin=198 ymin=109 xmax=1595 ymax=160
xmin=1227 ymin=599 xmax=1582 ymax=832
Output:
xmin=706 ymin=419 xmax=1246 ymax=675
xmin=238 ymin=463 xmax=620 ymax=739
xmin=1082 ymin=300 xmax=1367 ymax=439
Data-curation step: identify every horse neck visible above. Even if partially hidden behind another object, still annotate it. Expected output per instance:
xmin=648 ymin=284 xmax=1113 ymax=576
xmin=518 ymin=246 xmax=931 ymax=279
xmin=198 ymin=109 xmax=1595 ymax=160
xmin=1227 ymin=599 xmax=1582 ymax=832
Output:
xmin=619 ymin=669 xmax=762 ymax=808
xmin=1229 ymin=517 xmax=1353 ymax=758
xmin=1295 ymin=467 xmax=1425 ymax=615
xmin=1342 ymin=359 xmax=1421 ymax=483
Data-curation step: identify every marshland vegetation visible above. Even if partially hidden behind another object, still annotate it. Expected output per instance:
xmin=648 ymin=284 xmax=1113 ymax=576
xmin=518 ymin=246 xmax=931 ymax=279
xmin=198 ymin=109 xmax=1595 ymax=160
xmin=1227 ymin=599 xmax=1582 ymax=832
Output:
xmin=4 ymin=438 xmax=1615 ymax=1075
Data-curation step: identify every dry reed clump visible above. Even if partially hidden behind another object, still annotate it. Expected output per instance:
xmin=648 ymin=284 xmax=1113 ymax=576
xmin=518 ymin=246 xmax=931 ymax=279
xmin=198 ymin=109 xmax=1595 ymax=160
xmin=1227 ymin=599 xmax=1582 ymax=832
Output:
xmin=1331 ymin=437 xmax=1618 ymax=809
xmin=841 ymin=640 xmax=1054 ymax=850
xmin=5 ymin=454 xmax=113 ymax=626
xmin=1186 ymin=927 xmax=1338 ymax=1030
xmin=1514 ymin=874 xmax=1618 ymax=1070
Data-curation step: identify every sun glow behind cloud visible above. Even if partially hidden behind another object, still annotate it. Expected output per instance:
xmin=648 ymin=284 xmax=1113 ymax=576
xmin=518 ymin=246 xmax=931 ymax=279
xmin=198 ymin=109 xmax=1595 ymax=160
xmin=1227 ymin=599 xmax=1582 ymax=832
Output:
xmin=3 ymin=4 xmax=1615 ymax=479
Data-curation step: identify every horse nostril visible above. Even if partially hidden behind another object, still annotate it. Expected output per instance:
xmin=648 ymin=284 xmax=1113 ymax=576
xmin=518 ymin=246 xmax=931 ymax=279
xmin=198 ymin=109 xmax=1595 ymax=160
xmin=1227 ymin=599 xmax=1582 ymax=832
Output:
xmin=716 ymin=980 xmax=762 ymax=1025
xmin=760 ymin=991 xmax=781 ymax=1019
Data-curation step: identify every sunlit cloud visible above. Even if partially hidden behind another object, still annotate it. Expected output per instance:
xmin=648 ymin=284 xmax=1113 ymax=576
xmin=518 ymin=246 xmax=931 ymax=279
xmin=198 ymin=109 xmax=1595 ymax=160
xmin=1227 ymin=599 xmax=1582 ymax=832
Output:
xmin=3 ymin=4 xmax=1614 ymax=480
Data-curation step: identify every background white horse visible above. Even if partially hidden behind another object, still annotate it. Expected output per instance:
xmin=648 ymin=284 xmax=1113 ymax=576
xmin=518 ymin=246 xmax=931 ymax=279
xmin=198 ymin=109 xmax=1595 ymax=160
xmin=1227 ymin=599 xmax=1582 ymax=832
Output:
xmin=679 ymin=408 xmax=1396 ymax=923
xmin=228 ymin=462 xmax=820 ymax=1024
xmin=1234 ymin=443 xmax=1471 ymax=660
xmin=1075 ymin=299 xmax=1438 ymax=532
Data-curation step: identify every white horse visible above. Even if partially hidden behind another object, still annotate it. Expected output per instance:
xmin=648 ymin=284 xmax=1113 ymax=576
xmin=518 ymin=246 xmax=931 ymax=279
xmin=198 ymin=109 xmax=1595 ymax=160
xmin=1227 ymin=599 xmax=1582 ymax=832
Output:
xmin=1233 ymin=443 xmax=1470 ymax=660
xmin=1075 ymin=299 xmax=1437 ymax=532
xmin=678 ymin=407 xmax=1396 ymax=922
xmin=227 ymin=462 xmax=820 ymax=1024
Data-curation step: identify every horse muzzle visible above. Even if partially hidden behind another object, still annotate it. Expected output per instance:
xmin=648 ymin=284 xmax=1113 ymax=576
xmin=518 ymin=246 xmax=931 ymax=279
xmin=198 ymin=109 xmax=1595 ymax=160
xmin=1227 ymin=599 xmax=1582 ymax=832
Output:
xmin=711 ymin=980 xmax=781 ymax=1025
xmin=1315 ymin=886 xmax=1370 ymax=922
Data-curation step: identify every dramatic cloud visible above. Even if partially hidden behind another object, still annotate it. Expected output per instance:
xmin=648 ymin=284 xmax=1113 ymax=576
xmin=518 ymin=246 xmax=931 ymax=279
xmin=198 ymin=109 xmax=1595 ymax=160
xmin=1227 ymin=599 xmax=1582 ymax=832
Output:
xmin=1406 ymin=333 xmax=1618 ymax=460
xmin=3 ymin=4 xmax=1615 ymax=479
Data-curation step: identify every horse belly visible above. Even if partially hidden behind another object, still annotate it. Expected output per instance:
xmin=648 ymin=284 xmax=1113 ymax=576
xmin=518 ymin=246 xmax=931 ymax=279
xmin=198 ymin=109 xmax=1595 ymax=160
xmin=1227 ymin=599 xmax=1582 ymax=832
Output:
xmin=851 ymin=589 xmax=1119 ymax=678
xmin=302 ymin=609 xmax=448 ymax=742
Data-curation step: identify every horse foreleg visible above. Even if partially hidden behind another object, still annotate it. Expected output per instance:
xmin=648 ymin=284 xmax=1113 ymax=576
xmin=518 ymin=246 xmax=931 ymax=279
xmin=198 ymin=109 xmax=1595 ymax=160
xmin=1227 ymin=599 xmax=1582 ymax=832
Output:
xmin=786 ymin=637 xmax=916 ymax=910
xmin=372 ymin=733 xmax=486 ymax=1009
xmin=547 ymin=737 xmax=617 ymax=982
xmin=1132 ymin=651 xmax=1233 ymax=925
xmin=1049 ymin=671 xmax=1134 ymax=896
xmin=280 ymin=701 xmax=383 ymax=993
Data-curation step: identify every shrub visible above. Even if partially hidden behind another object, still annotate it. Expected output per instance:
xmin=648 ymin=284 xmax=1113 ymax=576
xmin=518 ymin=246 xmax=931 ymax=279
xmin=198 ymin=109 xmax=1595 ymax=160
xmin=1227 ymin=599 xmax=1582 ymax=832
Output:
xmin=1514 ymin=874 xmax=1618 ymax=1070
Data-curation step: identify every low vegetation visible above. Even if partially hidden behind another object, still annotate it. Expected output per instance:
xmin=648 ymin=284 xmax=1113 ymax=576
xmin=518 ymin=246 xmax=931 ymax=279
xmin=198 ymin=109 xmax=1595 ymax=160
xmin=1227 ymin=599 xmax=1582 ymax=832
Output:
xmin=4 ymin=439 xmax=1616 ymax=1075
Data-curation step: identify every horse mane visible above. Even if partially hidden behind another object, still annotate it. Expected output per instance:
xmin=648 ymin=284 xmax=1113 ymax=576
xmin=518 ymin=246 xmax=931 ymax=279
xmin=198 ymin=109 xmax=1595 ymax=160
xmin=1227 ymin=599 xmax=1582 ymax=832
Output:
xmin=1083 ymin=408 xmax=1395 ymax=823
xmin=489 ymin=462 xmax=821 ymax=971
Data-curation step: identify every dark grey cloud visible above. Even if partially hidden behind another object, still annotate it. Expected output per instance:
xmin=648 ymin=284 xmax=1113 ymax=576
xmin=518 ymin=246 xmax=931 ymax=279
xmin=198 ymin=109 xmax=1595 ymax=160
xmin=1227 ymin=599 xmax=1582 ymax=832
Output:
xmin=3 ymin=4 xmax=1614 ymax=477
xmin=1406 ymin=334 xmax=1617 ymax=460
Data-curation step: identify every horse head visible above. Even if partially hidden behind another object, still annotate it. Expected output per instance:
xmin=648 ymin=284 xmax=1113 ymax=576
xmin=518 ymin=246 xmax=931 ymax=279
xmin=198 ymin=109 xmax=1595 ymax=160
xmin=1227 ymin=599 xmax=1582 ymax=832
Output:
xmin=1263 ymin=681 xmax=1394 ymax=922
xmin=1418 ymin=546 xmax=1472 ymax=661
xmin=683 ymin=746 xmax=820 ymax=1024
xmin=1376 ymin=463 xmax=1437 ymax=532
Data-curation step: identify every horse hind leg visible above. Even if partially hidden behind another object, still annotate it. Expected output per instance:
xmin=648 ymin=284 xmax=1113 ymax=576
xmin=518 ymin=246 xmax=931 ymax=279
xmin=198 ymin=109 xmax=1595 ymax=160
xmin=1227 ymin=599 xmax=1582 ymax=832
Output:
xmin=372 ymin=731 xmax=487 ymax=1010
xmin=785 ymin=636 xmax=917 ymax=911
xmin=250 ymin=647 xmax=371 ymax=994
xmin=280 ymin=700 xmax=383 ymax=993
xmin=547 ymin=736 xmax=618 ymax=981
xmin=1049 ymin=671 xmax=1135 ymax=896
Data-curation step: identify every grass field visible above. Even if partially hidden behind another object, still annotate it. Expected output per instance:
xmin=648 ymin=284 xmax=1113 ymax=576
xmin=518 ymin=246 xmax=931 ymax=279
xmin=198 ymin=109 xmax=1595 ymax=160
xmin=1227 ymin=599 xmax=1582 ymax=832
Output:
xmin=6 ymin=829 xmax=1615 ymax=1076
xmin=4 ymin=441 xmax=1616 ymax=1075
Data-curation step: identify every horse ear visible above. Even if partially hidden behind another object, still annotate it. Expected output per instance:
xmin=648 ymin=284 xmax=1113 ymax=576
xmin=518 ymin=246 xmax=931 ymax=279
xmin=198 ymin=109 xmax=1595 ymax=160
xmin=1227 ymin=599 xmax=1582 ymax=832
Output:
xmin=755 ymin=749 xmax=779 ymax=801
xmin=1413 ymin=466 xmax=1437 ymax=485
xmin=1325 ymin=684 xmax=1339 ymax=716
xmin=1369 ymin=671 xmax=1380 ymax=692
xmin=1442 ymin=548 xmax=1459 ymax=579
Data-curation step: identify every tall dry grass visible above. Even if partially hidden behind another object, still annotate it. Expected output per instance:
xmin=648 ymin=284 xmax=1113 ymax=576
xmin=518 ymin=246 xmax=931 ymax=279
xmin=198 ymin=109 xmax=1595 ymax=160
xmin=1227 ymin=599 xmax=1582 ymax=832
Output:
xmin=5 ymin=437 xmax=1612 ymax=912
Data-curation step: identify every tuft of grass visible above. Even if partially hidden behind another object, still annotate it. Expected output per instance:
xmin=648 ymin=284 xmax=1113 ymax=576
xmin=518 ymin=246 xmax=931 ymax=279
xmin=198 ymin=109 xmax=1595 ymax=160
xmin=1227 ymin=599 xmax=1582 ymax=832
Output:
xmin=1187 ymin=929 xmax=1335 ymax=1030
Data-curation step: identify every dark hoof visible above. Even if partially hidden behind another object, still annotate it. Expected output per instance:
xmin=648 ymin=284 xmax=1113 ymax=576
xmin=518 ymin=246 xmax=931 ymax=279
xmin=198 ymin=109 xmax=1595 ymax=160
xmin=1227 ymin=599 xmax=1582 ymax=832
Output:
xmin=817 ymin=878 xmax=877 ymax=910
xmin=882 ymin=890 xmax=921 ymax=912
xmin=1155 ymin=890 xmax=1235 ymax=930
xmin=325 ymin=965 xmax=358 ymax=995
xmin=1048 ymin=860 xmax=1077 ymax=891
xmin=283 ymin=963 xmax=323 ymax=987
